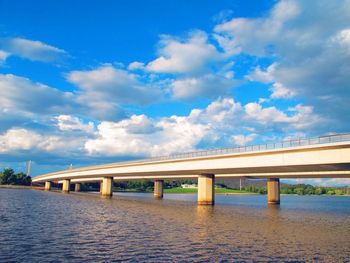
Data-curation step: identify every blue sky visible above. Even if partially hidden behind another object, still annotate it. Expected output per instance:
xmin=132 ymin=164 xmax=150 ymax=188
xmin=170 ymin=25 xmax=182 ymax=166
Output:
xmin=0 ymin=0 xmax=349 ymax=186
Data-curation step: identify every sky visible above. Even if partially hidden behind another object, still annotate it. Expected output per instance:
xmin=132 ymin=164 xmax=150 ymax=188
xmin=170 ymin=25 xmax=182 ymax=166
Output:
xmin=0 ymin=0 xmax=349 ymax=186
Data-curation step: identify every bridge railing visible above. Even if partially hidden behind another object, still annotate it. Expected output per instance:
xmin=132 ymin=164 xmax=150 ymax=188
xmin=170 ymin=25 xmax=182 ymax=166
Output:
xmin=144 ymin=133 xmax=350 ymax=163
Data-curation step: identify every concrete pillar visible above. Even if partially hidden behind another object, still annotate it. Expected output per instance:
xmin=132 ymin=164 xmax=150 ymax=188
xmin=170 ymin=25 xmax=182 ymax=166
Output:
xmin=100 ymin=181 xmax=103 ymax=193
xmin=74 ymin=183 xmax=81 ymax=192
xmin=267 ymin=178 xmax=280 ymax=204
xmin=101 ymin=177 xmax=113 ymax=197
xmin=62 ymin=179 xmax=70 ymax=193
xmin=154 ymin=180 xmax=164 ymax=199
xmin=198 ymin=174 xmax=215 ymax=205
xmin=44 ymin=181 xmax=52 ymax=191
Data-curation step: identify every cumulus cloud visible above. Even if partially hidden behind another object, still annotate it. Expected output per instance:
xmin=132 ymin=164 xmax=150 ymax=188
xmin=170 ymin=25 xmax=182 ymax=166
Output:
xmin=54 ymin=115 xmax=95 ymax=134
xmin=216 ymin=0 xmax=350 ymax=128
xmin=85 ymin=114 xmax=207 ymax=157
xmin=0 ymin=74 xmax=75 ymax=118
xmin=84 ymin=97 xmax=321 ymax=157
xmin=247 ymin=63 xmax=296 ymax=99
xmin=214 ymin=0 xmax=300 ymax=56
xmin=0 ymin=128 xmax=68 ymax=153
xmin=146 ymin=31 xmax=222 ymax=74
xmin=66 ymin=64 xmax=162 ymax=120
xmin=128 ymin=61 xmax=145 ymax=70
xmin=170 ymin=73 xmax=236 ymax=100
xmin=0 ymin=37 xmax=67 ymax=63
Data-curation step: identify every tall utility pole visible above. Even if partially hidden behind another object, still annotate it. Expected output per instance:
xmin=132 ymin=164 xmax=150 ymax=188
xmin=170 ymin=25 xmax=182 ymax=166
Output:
xmin=27 ymin=160 xmax=32 ymax=177
xmin=240 ymin=178 xmax=242 ymax=191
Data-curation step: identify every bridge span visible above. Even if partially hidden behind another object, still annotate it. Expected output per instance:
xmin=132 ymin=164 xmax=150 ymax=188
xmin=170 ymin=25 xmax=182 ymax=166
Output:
xmin=32 ymin=133 xmax=350 ymax=205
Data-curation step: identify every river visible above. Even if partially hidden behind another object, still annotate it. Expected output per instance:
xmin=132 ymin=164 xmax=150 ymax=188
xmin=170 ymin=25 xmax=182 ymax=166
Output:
xmin=0 ymin=189 xmax=349 ymax=262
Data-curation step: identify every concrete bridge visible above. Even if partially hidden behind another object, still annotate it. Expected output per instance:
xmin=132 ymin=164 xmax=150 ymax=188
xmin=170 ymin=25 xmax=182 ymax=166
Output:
xmin=32 ymin=133 xmax=350 ymax=205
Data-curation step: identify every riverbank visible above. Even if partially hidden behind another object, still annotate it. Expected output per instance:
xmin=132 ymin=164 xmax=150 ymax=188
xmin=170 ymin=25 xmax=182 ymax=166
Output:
xmin=1 ymin=185 xmax=348 ymax=196
xmin=0 ymin=185 xmax=44 ymax=190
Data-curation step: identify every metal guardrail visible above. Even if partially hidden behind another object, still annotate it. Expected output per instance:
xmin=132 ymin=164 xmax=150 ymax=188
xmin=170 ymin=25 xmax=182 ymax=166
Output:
xmin=145 ymin=133 xmax=350 ymax=162
xmin=33 ymin=133 xmax=350 ymax=178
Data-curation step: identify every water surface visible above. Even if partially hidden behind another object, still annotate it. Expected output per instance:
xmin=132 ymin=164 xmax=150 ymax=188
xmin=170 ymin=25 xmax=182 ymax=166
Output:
xmin=0 ymin=189 xmax=349 ymax=262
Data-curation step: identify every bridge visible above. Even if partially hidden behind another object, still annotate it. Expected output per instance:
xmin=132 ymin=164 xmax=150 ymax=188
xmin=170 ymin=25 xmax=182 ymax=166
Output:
xmin=32 ymin=133 xmax=350 ymax=205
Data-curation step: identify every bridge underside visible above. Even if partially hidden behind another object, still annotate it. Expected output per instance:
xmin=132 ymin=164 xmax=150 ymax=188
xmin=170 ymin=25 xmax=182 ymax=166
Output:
xmin=38 ymin=163 xmax=350 ymax=183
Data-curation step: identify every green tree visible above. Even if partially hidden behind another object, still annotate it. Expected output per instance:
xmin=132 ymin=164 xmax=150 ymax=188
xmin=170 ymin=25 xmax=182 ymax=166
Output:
xmin=334 ymin=189 xmax=343 ymax=195
xmin=0 ymin=169 xmax=31 ymax=185
xmin=294 ymin=187 xmax=305 ymax=195
xmin=327 ymin=190 xmax=335 ymax=195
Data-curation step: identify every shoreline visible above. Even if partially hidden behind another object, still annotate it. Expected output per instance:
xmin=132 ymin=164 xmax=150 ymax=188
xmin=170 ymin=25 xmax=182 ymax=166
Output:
xmin=1 ymin=185 xmax=348 ymax=196
xmin=0 ymin=185 xmax=44 ymax=190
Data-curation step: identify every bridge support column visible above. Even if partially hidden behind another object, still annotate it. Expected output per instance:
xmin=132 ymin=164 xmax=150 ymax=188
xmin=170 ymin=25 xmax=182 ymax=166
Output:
xmin=44 ymin=181 xmax=52 ymax=191
xmin=74 ymin=183 xmax=81 ymax=192
xmin=198 ymin=174 xmax=215 ymax=205
xmin=101 ymin=177 xmax=113 ymax=197
xmin=62 ymin=179 xmax=70 ymax=193
xmin=267 ymin=178 xmax=280 ymax=204
xmin=154 ymin=180 xmax=164 ymax=199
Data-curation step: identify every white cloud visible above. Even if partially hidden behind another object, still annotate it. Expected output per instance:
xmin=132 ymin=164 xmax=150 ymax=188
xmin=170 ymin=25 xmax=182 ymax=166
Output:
xmin=128 ymin=61 xmax=145 ymax=70
xmin=66 ymin=64 xmax=162 ymax=120
xmin=216 ymin=0 xmax=350 ymax=126
xmin=0 ymin=37 xmax=67 ymax=62
xmin=214 ymin=0 xmax=300 ymax=56
xmin=231 ymin=134 xmax=257 ymax=146
xmin=0 ymin=50 xmax=10 ymax=64
xmin=270 ymin=82 xmax=296 ymax=99
xmin=85 ymin=97 xmax=322 ymax=157
xmin=333 ymin=29 xmax=350 ymax=54
xmin=54 ymin=115 xmax=95 ymax=134
xmin=0 ymin=128 xmax=69 ymax=153
xmin=247 ymin=63 xmax=276 ymax=84
xmin=85 ymin=114 xmax=207 ymax=157
xmin=170 ymin=74 xmax=236 ymax=100
xmin=146 ymin=31 xmax=222 ymax=74
xmin=0 ymin=74 xmax=75 ymax=118
xmin=247 ymin=64 xmax=296 ymax=99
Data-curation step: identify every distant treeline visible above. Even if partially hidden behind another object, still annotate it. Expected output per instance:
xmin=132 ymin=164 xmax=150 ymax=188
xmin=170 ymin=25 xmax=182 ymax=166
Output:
xmin=0 ymin=168 xmax=31 ymax=186
xmin=84 ymin=179 xmax=195 ymax=192
xmin=239 ymin=184 xmax=350 ymax=196
xmin=83 ymin=180 xmax=349 ymax=195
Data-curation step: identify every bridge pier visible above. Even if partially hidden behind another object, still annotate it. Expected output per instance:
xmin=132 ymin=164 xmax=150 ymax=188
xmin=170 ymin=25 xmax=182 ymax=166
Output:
xmin=74 ymin=183 xmax=81 ymax=192
xmin=44 ymin=181 xmax=52 ymax=191
xmin=154 ymin=180 xmax=164 ymax=199
xmin=198 ymin=174 xmax=215 ymax=205
xmin=62 ymin=179 xmax=70 ymax=193
xmin=101 ymin=177 xmax=113 ymax=197
xmin=267 ymin=178 xmax=280 ymax=204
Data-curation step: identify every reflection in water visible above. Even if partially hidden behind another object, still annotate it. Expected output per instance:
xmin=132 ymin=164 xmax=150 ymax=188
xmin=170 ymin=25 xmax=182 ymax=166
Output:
xmin=0 ymin=189 xmax=349 ymax=262
xmin=266 ymin=204 xmax=281 ymax=218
